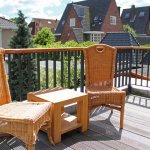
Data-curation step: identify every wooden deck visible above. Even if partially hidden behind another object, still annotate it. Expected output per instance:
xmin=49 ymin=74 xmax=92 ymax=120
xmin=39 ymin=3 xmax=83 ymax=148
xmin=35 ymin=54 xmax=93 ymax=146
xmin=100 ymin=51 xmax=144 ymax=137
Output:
xmin=0 ymin=95 xmax=150 ymax=150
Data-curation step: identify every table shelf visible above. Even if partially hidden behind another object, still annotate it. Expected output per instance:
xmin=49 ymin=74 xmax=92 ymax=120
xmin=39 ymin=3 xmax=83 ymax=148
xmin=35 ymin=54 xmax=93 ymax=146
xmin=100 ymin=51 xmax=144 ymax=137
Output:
xmin=61 ymin=113 xmax=81 ymax=134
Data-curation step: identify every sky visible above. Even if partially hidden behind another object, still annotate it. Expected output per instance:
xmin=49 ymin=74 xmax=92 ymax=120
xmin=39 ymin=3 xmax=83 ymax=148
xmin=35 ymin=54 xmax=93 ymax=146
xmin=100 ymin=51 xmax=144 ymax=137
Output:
xmin=0 ymin=0 xmax=149 ymax=23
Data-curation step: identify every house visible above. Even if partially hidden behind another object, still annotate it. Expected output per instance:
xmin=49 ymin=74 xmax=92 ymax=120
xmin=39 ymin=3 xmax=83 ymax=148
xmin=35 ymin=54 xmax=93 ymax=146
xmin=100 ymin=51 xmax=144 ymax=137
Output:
xmin=28 ymin=18 xmax=59 ymax=36
xmin=101 ymin=32 xmax=140 ymax=63
xmin=55 ymin=0 xmax=123 ymax=43
xmin=121 ymin=5 xmax=150 ymax=36
xmin=100 ymin=32 xmax=139 ymax=46
xmin=0 ymin=17 xmax=17 ymax=48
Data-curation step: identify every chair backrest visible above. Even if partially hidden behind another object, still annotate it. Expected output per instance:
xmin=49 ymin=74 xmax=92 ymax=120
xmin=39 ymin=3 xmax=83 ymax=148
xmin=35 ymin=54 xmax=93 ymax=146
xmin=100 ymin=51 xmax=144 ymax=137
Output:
xmin=0 ymin=50 xmax=11 ymax=105
xmin=84 ymin=44 xmax=117 ymax=90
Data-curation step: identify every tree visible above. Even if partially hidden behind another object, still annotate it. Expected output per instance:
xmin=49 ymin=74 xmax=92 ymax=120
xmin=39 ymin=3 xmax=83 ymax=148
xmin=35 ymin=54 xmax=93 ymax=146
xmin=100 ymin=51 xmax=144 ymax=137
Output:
xmin=10 ymin=17 xmax=17 ymax=23
xmin=123 ymin=24 xmax=136 ymax=37
xmin=9 ymin=10 xmax=33 ymax=48
xmin=9 ymin=10 xmax=37 ymax=101
xmin=33 ymin=27 xmax=55 ymax=46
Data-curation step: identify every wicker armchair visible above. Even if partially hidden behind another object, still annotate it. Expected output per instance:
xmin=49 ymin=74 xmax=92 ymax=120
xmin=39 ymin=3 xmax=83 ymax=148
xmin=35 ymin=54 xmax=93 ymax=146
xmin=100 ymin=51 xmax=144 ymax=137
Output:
xmin=84 ymin=44 xmax=125 ymax=129
xmin=0 ymin=50 xmax=53 ymax=150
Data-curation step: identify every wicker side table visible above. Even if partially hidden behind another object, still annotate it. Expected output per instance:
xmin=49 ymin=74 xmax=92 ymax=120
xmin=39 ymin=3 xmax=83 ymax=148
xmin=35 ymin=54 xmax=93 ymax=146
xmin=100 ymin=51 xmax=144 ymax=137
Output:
xmin=28 ymin=88 xmax=88 ymax=144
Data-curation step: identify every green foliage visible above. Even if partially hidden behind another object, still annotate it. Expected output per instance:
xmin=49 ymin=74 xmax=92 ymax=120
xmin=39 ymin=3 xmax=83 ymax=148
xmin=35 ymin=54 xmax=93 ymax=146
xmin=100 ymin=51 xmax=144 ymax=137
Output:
xmin=142 ymin=44 xmax=150 ymax=47
xmin=9 ymin=10 xmax=37 ymax=101
xmin=10 ymin=17 xmax=17 ymax=23
xmin=57 ymin=56 xmax=81 ymax=88
xmin=40 ymin=56 xmax=81 ymax=89
xmin=123 ymin=24 xmax=136 ymax=37
xmin=10 ymin=54 xmax=38 ymax=100
xmin=33 ymin=27 xmax=55 ymax=45
xmin=79 ymin=41 xmax=96 ymax=47
xmin=37 ymin=40 xmax=95 ymax=48
xmin=9 ymin=10 xmax=33 ymax=48
xmin=64 ymin=40 xmax=79 ymax=47
xmin=36 ymin=40 xmax=95 ymax=89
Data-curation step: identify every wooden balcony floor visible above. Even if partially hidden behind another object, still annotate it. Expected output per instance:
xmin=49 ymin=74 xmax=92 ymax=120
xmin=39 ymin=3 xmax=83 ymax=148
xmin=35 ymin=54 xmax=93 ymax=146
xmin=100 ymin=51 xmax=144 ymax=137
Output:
xmin=0 ymin=95 xmax=150 ymax=150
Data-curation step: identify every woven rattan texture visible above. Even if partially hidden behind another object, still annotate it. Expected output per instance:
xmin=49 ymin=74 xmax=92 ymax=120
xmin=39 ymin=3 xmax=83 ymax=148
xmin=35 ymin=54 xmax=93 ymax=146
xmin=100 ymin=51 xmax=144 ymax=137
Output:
xmin=0 ymin=50 xmax=53 ymax=150
xmin=0 ymin=50 xmax=11 ymax=105
xmin=84 ymin=44 xmax=126 ymax=128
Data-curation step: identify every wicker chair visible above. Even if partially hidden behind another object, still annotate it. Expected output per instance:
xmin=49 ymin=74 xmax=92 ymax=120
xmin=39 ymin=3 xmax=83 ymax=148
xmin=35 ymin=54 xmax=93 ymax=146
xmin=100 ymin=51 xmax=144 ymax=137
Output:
xmin=0 ymin=50 xmax=53 ymax=150
xmin=84 ymin=44 xmax=125 ymax=129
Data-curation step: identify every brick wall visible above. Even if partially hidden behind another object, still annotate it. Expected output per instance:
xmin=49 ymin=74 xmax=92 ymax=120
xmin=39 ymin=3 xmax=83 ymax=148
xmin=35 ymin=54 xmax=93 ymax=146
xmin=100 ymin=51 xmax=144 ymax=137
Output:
xmin=61 ymin=6 xmax=82 ymax=43
xmin=102 ymin=0 xmax=123 ymax=32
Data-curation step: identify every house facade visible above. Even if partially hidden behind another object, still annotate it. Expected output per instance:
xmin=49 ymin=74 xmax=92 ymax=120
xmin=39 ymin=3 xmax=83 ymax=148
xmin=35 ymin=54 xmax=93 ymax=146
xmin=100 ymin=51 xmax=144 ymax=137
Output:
xmin=28 ymin=18 xmax=59 ymax=36
xmin=55 ymin=0 xmax=123 ymax=43
xmin=121 ymin=5 xmax=150 ymax=36
xmin=0 ymin=17 xmax=17 ymax=48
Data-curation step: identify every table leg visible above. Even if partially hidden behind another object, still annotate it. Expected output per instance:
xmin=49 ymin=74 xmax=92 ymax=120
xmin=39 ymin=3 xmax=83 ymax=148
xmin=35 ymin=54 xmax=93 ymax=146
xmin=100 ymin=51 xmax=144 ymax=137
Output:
xmin=51 ymin=104 xmax=61 ymax=144
xmin=81 ymin=96 xmax=88 ymax=132
xmin=77 ymin=96 xmax=88 ymax=132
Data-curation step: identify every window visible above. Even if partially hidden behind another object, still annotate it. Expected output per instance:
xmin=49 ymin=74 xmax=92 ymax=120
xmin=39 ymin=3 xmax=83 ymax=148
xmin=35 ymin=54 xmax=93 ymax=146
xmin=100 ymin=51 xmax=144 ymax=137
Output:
xmin=110 ymin=16 xmax=116 ymax=25
xmin=70 ymin=18 xmax=75 ymax=27
xmin=94 ymin=16 xmax=99 ymax=21
xmin=90 ymin=34 xmax=102 ymax=42
xmin=125 ymin=13 xmax=130 ymax=18
xmin=62 ymin=20 xmax=65 ymax=25
xmin=139 ymin=11 xmax=144 ymax=17
xmin=130 ymin=15 xmax=136 ymax=22
xmin=77 ymin=7 xmax=84 ymax=17
xmin=93 ymin=16 xmax=103 ymax=25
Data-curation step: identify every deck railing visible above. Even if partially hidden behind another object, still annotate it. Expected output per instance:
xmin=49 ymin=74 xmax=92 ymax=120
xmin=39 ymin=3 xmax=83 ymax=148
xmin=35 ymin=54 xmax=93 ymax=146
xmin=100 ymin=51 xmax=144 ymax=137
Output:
xmin=115 ymin=46 xmax=150 ymax=92
xmin=3 ymin=45 xmax=150 ymax=101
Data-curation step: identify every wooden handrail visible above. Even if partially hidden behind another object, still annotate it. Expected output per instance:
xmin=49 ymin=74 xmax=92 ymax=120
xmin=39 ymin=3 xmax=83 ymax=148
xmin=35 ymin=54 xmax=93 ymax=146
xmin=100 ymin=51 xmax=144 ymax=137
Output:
xmin=1 ymin=45 xmax=150 ymax=54
xmin=2 ymin=47 xmax=84 ymax=54
xmin=115 ymin=46 xmax=150 ymax=50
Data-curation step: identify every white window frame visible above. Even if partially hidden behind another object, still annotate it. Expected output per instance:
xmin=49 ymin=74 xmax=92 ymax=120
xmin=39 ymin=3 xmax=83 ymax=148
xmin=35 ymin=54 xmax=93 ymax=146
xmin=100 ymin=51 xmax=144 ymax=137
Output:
xmin=70 ymin=18 xmax=75 ymax=27
xmin=125 ymin=13 xmax=130 ymax=18
xmin=139 ymin=11 xmax=144 ymax=17
xmin=110 ymin=16 xmax=116 ymax=25
xmin=130 ymin=15 xmax=136 ymax=22
xmin=90 ymin=34 xmax=102 ymax=43
xmin=77 ymin=7 xmax=85 ymax=17
xmin=62 ymin=20 xmax=65 ymax=25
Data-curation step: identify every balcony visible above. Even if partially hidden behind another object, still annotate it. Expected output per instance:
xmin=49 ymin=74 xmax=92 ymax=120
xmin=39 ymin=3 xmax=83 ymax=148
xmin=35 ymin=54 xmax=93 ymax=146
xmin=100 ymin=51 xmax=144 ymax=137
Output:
xmin=0 ymin=45 xmax=150 ymax=149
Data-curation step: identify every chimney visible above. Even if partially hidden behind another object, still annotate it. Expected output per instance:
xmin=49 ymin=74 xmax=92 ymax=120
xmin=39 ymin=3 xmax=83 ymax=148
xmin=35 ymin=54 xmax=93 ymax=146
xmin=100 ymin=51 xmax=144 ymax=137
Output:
xmin=131 ymin=5 xmax=135 ymax=9
xmin=117 ymin=7 xmax=120 ymax=15
xmin=131 ymin=5 xmax=136 ymax=21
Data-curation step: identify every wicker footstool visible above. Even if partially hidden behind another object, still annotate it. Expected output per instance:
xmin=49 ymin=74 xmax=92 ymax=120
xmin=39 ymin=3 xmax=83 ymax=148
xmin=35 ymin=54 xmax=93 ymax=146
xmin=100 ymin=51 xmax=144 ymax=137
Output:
xmin=0 ymin=102 xmax=52 ymax=150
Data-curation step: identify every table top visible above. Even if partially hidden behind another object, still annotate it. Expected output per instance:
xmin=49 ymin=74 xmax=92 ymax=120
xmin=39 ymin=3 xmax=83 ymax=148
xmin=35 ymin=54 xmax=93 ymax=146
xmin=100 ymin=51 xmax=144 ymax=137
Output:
xmin=30 ymin=89 xmax=87 ymax=104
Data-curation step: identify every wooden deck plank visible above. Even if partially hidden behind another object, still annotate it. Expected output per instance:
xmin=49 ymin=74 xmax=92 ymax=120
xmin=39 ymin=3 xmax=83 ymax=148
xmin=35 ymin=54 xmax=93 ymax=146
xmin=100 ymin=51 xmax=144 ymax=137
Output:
xmin=69 ymin=132 xmax=115 ymax=150
xmin=92 ymin=109 xmax=150 ymax=138
xmin=0 ymin=137 xmax=13 ymax=150
xmin=86 ymin=130 xmax=137 ymax=150
xmin=37 ymin=132 xmax=73 ymax=150
xmin=90 ymin=119 xmax=150 ymax=150
xmin=0 ymin=95 xmax=149 ymax=150
xmin=126 ymin=95 xmax=150 ymax=110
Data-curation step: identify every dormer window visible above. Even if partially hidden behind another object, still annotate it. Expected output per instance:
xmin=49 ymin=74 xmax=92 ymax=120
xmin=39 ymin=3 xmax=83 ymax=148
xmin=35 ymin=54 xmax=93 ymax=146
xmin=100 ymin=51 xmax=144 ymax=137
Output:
xmin=139 ymin=11 xmax=144 ymax=17
xmin=125 ymin=13 xmax=130 ymax=18
xmin=93 ymin=16 xmax=102 ymax=25
xmin=130 ymin=15 xmax=136 ymax=22
xmin=94 ymin=16 xmax=99 ymax=21
xmin=70 ymin=18 xmax=75 ymax=27
xmin=110 ymin=16 xmax=116 ymax=25
xmin=77 ymin=7 xmax=84 ymax=17
xmin=62 ymin=20 xmax=65 ymax=25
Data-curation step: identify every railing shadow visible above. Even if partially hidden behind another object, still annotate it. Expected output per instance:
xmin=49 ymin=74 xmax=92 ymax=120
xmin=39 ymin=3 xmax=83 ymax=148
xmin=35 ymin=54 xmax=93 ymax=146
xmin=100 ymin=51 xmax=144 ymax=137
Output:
xmin=126 ymin=95 xmax=150 ymax=109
